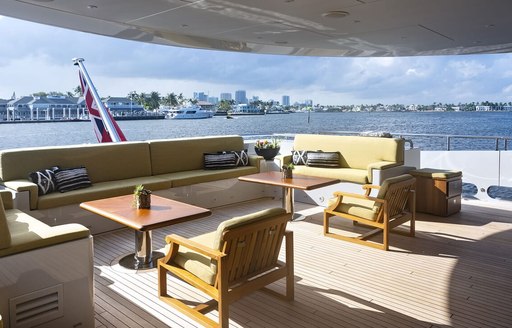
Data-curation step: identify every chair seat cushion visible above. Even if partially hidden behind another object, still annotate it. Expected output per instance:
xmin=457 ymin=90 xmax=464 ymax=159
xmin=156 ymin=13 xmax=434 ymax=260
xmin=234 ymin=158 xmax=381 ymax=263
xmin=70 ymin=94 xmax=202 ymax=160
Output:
xmin=329 ymin=196 xmax=377 ymax=221
xmin=173 ymin=231 xmax=217 ymax=285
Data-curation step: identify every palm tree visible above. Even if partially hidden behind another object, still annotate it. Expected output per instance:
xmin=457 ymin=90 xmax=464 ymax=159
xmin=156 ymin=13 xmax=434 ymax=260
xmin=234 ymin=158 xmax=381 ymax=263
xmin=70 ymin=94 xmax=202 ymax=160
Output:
xmin=147 ymin=91 xmax=161 ymax=110
xmin=161 ymin=93 xmax=179 ymax=108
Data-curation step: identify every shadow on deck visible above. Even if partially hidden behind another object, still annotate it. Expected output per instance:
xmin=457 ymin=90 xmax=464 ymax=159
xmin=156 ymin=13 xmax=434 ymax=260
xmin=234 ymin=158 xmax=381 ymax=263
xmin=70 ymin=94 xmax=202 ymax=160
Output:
xmin=93 ymin=198 xmax=512 ymax=328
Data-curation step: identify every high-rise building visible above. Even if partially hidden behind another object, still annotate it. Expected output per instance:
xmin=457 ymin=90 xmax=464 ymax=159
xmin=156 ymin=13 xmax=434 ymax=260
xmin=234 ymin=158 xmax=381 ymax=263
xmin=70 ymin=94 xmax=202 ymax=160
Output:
xmin=207 ymin=96 xmax=219 ymax=104
xmin=220 ymin=93 xmax=232 ymax=101
xmin=193 ymin=92 xmax=207 ymax=102
xmin=235 ymin=90 xmax=247 ymax=104
xmin=282 ymin=95 xmax=290 ymax=106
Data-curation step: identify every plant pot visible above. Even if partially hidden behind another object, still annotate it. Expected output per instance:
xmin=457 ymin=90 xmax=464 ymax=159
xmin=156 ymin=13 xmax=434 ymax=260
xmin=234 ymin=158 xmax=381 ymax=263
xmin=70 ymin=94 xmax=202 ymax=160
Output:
xmin=255 ymin=147 xmax=280 ymax=160
xmin=282 ymin=168 xmax=293 ymax=179
xmin=135 ymin=192 xmax=151 ymax=209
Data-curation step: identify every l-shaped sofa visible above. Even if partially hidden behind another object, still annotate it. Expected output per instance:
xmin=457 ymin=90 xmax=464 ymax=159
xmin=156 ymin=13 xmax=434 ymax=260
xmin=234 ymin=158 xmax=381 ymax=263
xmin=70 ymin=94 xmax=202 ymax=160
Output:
xmin=0 ymin=135 xmax=261 ymax=234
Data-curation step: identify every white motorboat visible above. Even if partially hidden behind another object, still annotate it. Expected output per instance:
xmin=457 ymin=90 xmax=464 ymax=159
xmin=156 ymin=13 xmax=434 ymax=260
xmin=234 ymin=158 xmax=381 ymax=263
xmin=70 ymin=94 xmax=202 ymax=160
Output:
xmin=167 ymin=104 xmax=213 ymax=119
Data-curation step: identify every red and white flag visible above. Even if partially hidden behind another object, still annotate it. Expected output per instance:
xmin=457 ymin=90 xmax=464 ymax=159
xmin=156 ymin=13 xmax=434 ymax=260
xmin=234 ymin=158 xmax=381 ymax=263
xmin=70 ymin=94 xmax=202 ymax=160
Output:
xmin=75 ymin=58 xmax=127 ymax=143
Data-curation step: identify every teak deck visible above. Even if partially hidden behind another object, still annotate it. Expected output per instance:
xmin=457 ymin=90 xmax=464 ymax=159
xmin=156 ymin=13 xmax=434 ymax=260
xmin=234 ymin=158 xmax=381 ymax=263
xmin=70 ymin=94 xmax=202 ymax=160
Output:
xmin=93 ymin=198 xmax=512 ymax=328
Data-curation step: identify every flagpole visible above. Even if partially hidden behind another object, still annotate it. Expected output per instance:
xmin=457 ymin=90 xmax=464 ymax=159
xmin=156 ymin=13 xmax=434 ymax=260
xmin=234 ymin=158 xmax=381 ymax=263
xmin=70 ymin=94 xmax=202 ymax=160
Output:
xmin=72 ymin=57 xmax=122 ymax=142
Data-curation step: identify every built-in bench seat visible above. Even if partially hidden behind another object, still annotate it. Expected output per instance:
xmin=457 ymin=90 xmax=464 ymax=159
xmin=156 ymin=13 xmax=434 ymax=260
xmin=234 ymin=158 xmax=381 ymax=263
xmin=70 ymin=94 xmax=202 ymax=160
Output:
xmin=0 ymin=135 xmax=261 ymax=233
xmin=282 ymin=134 xmax=405 ymax=184
xmin=0 ymin=190 xmax=94 ymax=327
xmin=278 ymin=134 xmax=409 ymax=206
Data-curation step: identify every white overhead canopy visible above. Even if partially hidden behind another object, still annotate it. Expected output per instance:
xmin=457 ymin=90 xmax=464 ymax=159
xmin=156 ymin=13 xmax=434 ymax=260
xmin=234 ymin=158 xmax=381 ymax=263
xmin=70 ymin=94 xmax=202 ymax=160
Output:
xmin=3 ymin=0 xmax=512 ymax=57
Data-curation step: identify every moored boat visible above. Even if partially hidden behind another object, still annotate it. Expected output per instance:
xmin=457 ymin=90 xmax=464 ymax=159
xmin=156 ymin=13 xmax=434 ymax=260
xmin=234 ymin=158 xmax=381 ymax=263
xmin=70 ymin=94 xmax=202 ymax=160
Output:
xmin=167 ymin=104 xmax=213 ymax=119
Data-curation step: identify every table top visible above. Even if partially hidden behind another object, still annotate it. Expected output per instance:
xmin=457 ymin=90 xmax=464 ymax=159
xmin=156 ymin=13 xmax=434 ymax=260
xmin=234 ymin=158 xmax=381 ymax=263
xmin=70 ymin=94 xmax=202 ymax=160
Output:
xmin=238 ymin=171 xmax=339 ymax=190
xmin=80 ymin=194 xmax=211 ymax=231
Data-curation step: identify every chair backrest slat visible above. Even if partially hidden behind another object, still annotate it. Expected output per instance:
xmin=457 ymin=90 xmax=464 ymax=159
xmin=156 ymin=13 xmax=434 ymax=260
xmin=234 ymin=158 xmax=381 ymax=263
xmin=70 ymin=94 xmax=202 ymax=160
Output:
xmin=220 ymin=213 xmax=290 ymax=285
xmin=382 ymin=177 xmax=415 ymax=219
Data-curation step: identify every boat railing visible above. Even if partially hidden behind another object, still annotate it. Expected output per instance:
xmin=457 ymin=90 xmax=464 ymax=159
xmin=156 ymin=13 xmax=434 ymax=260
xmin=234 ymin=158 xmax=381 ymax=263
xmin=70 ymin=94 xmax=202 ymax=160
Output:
xmin=245 ymin=132 xmax=512 ymax=151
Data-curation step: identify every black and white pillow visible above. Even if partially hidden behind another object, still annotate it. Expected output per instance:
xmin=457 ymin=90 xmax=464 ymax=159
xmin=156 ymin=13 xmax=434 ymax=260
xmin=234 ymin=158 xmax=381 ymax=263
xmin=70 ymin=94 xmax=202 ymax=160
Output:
xmin=292 ymin=150 xmax=308 ymax=165
xmin=306 ymin=151 xmax=340 ymax=168
xmin=28 ymin=166 xmax=60 ymax=195
xmin=232 ymin=149 xmax=249 ymax=166
xmin=204 ymin=152 xmax=237 ymax=170
xmin=54 ymin=167 xmax=92 ymax=193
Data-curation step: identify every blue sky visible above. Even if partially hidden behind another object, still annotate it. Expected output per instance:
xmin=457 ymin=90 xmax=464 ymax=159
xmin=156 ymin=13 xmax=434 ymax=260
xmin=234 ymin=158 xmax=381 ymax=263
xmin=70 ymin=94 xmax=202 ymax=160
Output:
xmin=1 ymin=15 xmax=512 ymax=106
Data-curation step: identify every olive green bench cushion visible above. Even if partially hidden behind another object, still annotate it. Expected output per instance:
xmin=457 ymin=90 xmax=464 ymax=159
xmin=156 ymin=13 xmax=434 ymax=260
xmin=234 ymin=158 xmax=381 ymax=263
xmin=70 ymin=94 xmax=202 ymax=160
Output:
xmin=409 ymin=168 xmax=462 ymax=179
xmin=156 ymin=166 xmax=258 ymax=188
xmin=36 ymin=176 xmax=172 ymax=210
xmin=149 ymin=135 xmax=250 ymax=175
xmin=293 ymin=166 xmax=369 ymax=184
xmin=0 ymin=191 xmax=90 ymax=257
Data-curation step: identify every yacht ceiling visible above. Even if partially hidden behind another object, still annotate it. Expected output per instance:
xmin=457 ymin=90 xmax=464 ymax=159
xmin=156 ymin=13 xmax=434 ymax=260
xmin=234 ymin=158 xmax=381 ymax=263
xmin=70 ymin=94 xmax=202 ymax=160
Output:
xmin=3 ymin=0 xmax=512 ymax=57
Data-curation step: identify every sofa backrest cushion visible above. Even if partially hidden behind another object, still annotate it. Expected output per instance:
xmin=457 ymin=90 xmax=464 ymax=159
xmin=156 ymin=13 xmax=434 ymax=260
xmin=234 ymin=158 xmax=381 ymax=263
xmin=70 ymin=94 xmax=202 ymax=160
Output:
xmin=293 ymin=134 xmax=404 ymax=170
xmin=0 ymin=142 xmax=152 ymax=183
xmin=149 ymin=135 xmax=245 ymax=175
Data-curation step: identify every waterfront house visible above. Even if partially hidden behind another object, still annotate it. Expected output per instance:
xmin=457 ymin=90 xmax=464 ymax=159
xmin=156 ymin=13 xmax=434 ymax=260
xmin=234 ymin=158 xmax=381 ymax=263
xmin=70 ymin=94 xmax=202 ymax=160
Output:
xmin=6 ymin=95 xmax=85 ymax=121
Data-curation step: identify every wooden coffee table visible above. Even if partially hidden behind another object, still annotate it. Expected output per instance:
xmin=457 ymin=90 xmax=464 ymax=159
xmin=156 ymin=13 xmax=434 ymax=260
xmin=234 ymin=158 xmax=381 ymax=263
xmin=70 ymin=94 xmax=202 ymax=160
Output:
xmin=239 ymin=171 xmax=339 ymax=221
xmin=80 ymin=194 xmax=211 ymax=269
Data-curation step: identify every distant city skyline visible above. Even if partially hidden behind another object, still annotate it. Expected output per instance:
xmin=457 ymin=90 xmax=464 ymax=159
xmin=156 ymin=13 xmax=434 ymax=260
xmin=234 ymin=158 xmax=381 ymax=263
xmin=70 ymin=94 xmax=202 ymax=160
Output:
xmin=2 ymin=16 xmax=512 ymax=106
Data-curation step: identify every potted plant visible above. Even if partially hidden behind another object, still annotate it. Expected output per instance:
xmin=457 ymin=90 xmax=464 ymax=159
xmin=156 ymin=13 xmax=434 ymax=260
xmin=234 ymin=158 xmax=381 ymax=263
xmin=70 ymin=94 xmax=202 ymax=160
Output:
xmin=282 ymin=163 xmax=294 ymax=179
xmin=133 ymin=184 xmax=151 ymax=209
xmin=254 ymin=138 xmax=281 ymax=160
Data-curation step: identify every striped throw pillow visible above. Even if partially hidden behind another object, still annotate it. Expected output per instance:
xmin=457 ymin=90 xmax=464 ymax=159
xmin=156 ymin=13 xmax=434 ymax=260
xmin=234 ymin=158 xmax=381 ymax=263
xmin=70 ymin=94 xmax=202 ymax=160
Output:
xmin=55 ymin=167 xmax=92 ymax=193
xmin=306 ymin=151 xmax=340 ymax=168
xmin=204 ymin=152 xmax=237 ymax=169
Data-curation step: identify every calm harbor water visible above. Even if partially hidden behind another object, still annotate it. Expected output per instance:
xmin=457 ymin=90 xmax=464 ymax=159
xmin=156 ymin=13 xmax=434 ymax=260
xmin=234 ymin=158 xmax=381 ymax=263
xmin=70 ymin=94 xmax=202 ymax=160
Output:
xmin=1 ymin=111 xmax=512 ymax=151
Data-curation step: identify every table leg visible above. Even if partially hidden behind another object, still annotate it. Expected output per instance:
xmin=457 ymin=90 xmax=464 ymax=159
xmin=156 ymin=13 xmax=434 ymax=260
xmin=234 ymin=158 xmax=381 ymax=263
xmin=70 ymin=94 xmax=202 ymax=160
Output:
xmin=282 ymin=187 xmax=306 ymax=221
xmin=283 ymin=186 xmax=294 ymax=213
xmin=119 ymin=230 xmax=164 ymax=270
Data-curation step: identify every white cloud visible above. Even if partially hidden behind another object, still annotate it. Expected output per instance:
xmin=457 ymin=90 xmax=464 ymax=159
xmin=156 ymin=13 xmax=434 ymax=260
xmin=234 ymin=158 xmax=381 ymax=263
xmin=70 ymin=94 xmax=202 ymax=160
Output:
xmin=1 ymin=16 xmax=512 ymax=105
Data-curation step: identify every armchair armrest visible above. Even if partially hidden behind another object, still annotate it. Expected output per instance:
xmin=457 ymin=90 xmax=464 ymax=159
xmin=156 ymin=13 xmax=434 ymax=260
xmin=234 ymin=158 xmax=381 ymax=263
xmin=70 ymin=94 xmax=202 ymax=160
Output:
xmin=362 ymin=184 xmax=380 ymax=196
xmin=165 ymin=234 xmax=225 ymax=260
xmin=2 ymin=180 xmax=39 ymax=210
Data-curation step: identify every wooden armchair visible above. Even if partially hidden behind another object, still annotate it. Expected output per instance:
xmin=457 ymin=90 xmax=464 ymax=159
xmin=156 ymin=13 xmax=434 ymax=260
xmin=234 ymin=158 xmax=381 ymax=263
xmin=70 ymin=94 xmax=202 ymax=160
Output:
xmin=324 ymin=174 xmax=416 ymax=251
xmin=158 ymin=208 xmax=293 ymax=327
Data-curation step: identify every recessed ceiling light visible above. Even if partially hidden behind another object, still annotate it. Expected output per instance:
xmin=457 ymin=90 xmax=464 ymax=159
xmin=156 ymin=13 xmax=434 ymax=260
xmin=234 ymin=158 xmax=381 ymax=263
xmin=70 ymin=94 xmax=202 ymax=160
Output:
xmin=322 ymin=11 xmax=350 ymax=18
xmin=87 ymin=5 xmax=98 ymax=9
xmin=275 ymin=41 xmax=288 ymax=45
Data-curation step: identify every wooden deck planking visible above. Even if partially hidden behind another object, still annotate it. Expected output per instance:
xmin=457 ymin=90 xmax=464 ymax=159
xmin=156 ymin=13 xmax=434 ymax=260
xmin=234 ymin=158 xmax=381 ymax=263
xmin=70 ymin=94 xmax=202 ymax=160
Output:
xmin=91 ymin=198 xmax=512 ymax=327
